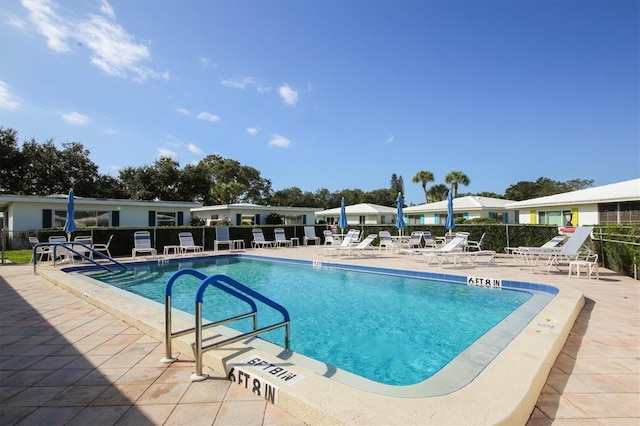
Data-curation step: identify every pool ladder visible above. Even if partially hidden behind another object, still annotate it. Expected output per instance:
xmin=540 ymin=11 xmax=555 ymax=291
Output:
xmin=161 ymin=269 xmax=290 ymax=381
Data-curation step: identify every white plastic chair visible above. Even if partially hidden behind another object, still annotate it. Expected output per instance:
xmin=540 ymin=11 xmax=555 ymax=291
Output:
xmin=132 ymin=231 xmax=157 ymax=258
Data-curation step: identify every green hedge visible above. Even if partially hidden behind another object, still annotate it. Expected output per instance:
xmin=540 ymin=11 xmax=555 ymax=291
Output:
xmin=592 ymin=224 xmax=639 ymax=279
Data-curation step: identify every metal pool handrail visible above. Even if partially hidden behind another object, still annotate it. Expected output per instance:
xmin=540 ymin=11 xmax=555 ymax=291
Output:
xmin=32 ymin=242 xmax=127 ymax=274
xmin=161 ymin=269 xmax=259 ymax=363
xmin=191 ymin=272 xmax=291 ymax=381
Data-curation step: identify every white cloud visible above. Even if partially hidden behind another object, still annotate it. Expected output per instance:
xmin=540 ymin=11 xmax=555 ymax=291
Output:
xmin=196 ymin=112 xmax=220 ymax=122
xmin=386 ymin=135 xmax=394 ymax=144
xmin=268 ymin=134 xmax=292 ymax=148
xmin=0 ymin=81 xmax=22 ymax=110
xmin=62 ymin=111 xmax=90 ymax=125
xmin=101 ymin=127 xmax=116 ymax=134
xmin=198 ymin=57 xmax=209 ymax=66
xmin=99 ymin=0 xmax=116 ymax=19
xmin=21 ymin=0 xmax=168 ymax=82
xmin=246 ymin=127 xmax=259 ymax=136
xmin=177 ymin=107 xmax=190 ymax=116
xmin=279 ymin=84 xmax=298 ymax=106
xmin=222 ymin=76 xmax=270 ymax=93
xmin=157 ymin=147 xmax=176 ymax=159
xmin=187 ymin=143 xmax=203 ymax=155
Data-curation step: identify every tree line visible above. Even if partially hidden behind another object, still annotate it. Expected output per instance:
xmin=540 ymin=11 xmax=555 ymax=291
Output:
xmin=0 ymin=127 xmax=593 ymax=208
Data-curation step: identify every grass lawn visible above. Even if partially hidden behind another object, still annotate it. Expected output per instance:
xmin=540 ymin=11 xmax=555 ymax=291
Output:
xmin=1 ymin=249 xmax=33 ymax=264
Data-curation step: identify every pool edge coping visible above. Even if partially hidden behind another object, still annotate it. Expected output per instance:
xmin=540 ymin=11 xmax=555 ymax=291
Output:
xmin=41 ymin=258 xmax=584 ymax=425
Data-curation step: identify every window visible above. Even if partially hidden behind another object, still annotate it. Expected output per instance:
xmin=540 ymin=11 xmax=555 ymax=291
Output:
xmin=54 ymin=210 xmax=110 ymax=227
xmin=156 ymin=211 xmax=177 ymax=226
xmin=599 ymin=202 xmax=640 ymax=223
xmin=359 ymin=215 xmax=365 ymax=224
xmin=537 ymin=210 xmax=565 ymax=226
xmin=407 ymin=215 xmax=422 ymax=225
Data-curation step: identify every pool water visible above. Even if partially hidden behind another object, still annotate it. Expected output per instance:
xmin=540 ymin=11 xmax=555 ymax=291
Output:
xmin=82 ymin=256 xmax=533 ymax=386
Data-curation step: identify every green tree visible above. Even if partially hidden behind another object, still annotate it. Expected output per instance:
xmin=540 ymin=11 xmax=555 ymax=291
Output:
xmin=445 ymin=170 xmax=471 ymax=197
xmin=412 ymin=170 xmax=435 ymax=204
xmin=0 ymin=127 xmax=25 ymax=194
xmin=427 ymin=184 xmax=449 ymax=202
xmin=363 ymin=188 xmax=397 ymax=206
xmin=390 ymin=174 xmax=404 ymax=195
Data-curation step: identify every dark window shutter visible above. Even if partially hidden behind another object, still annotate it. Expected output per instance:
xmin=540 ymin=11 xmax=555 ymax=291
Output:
xmin=178 ymin=211 xmax=184 ymax=226
xmin=236 ymin=214 xmax=242 ymax=226
xmin=148 ymin=211 xmax=156 ymax=226
xmin=254 ymin=214 xmax=260 ymax=225
xmin=112 ymin=210 xmax=120 ymax=226
xmin=42 ymin=209 xmax=52 ymax=228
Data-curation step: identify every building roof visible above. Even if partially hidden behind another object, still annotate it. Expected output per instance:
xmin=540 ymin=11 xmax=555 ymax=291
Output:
xmin=191 ymin=203 xmax=317 ymax=213
xmin=316 ymin=203 xmax=396 ymax=216
xmin=503 ymin=178 xmax=640 ymax=209
xmin=404 ymin=196 xmax=514 ymax=213
xmin=0 ymin=194 xmax=201 ymax=210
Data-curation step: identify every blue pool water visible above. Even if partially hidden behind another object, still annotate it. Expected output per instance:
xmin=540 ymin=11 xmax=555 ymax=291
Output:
xmin=78 ymin=255 xmax=537 ymax=386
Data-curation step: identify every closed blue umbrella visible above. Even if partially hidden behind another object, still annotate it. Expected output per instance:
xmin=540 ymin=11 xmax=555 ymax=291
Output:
xmin=63 ymin=189 xmax=76 ymax=241
xmin=395 ymin=192 xmax=406 ymax=236
xmin=444 ymin=189 xmax=455 ymax=235
xmin=338 ymin=197 xmax=348 ymax=232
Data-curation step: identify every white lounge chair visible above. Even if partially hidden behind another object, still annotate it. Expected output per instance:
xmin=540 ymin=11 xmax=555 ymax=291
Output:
xmin=505 ymin=235 xmax=566 ymax=264
xmin=320 ymin=230 xmax=359 ymax=256
xmin=378 ymin=231 xmax=396 ymax=252
xmin=179 ymin=232 xmax=204 ymax=254
xmin=214 ymin=226 xmax=234 ymax=251
xmin=422 ymin=231 xmax=438 ymax=248
xmin=274 ymin=228 xmax=293 ymax=247
xmin=400 ymin=234 xmax=468 ymax=263
xmin=92 ymin=234 xmax=113 ymax=258
xmin=466 ymin=233 xmax=485 ymax=251
xmin=517 ymin=226 xmax=594 ymax=272
xmin=132 ymin=231 xmax=157 ymax=259
xmin=251 ymin=228 xmax=275 ymax=248
xmin=323 ymin=230 xmax=338 ymax=245
xmin=398 ymin=231 xmax=423 ymax=250
xmin=29 ymin=236 xmax=52 ymax=262
xmin=330 ymin=234 xmax=379 ymax=257
xmin=49 ymin=235 xmax=71 ymax=262
xmin=303 ymin=226 xmax=321 ymax=246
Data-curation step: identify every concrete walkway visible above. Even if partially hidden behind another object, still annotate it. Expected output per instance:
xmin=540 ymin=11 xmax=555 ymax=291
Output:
xmin=0 ymin=249 xmax=638 ymax=425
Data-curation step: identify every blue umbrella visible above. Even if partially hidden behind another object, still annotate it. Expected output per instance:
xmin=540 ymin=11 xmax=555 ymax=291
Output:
xmin=338 ymin=197 xmax=348 ymax=232
xmin=444 ymin=189 xmax=455 ymax=235
xmin=63 ymin=189 xmax=76 ymax=241
xmin=395 ymin=192 xmax=406 ymax=236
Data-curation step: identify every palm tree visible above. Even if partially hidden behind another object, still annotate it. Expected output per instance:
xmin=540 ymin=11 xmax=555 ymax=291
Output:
xmin=428 ymin=184 xmax=449 ymax=202
xmin=444 ymin=170 xmax=470 ymax=197
xmin=412 ymin=170 xmax=435 ymax=204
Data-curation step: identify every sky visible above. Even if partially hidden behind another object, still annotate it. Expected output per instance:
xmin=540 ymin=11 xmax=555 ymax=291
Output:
xmin=1 ymin=0 xmax=638 ymax=206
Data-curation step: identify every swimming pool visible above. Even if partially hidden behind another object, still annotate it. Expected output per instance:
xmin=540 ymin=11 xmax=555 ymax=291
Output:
xmin=72 ymin=254 xmax=555 ymax=391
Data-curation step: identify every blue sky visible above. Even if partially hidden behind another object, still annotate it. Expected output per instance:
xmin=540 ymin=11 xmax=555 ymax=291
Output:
xmin=1 ymin=0 xmax=638 ymax=205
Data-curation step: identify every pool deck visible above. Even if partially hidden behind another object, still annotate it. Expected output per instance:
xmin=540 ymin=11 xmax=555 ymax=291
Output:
xmin=1 ymin=247 xmax=638 ymax=425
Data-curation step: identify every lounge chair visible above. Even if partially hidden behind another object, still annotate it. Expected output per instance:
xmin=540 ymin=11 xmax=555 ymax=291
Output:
xmin=179 ymin=232 xmax=204 ymax=254
xmin=505 ymin=235 xmax=566 ymax=261
xmin=274 ymin=228 xmax=293 ymax=247
xmin=48 ymin=235 xmax=70 ymax=262
xmin=132 ymin=231 xmax=157 ymax=259
xmin=323 ymin=230 xmax=338 ymax=245
xmin=378 ymin=231 xmax=396 ymax=252
xmin=517 ymin=226 xmax=594 ymax=272
xmin=329 ymin=234 xmax=379 ymax=257
xmin=29 ymin=236 xmax=52 ymax=262
xmin=400 ymin=234 xmax=468 ymax=262
xmin=74 ymin=235 xmax=94 ymax=259
xmin=251 ymin=228 xmax=275 ymax=248
xmin=422 ymin=231 xmax=438 ymax=248
xmin=92 ymin=234 xmax=114 ymax=258
xmin=466 ymin=233 xmax=485 ymax=251
xmin=320 ymin=230 xmax=359 ymax=256
xmin=303 ymin=226 xmax=321 ymax=246
xmin=214 ymin=226 xmax=234 ymax=251
xmin=398 ymin=231 xmax=423 ymax=250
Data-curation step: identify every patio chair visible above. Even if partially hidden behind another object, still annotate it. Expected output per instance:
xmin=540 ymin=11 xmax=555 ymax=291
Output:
xmin=251 ymin=228 xmax=275 ymax=248
xmin=92 ymin=234 xmax=114 ymax=258
xmin=303 ymin=226 xmax=321 ymax=246
xmin=400 ymin=234 xmax=469 ymax=263
xmin=214 ymin=226 xmax=234 ymax=251
xmin=505 ymin=235 xmax=566 ymax=264
xmin=179 ymin=232 xmax=204 ymax=254
xmin=29 ymin=236 xmax=52 ymax=262
xmin=132 ymin=231 xmax=157 ymax=259
xmin=274 ymin=228 xmax=293 ymax=247
xmin=517 ymin=226 xmax=594 ymax=272
xmin=422 ymin=231 xmax=438 ymax=248
xmin=466 ymin=233 xmax=485 ymax=251
xmin=331 ymin=234 xmax=379 ymax=257
xmin=323 ymin=230 xmax=338 ymax=245
xmin=378 ymin=231 xmax=396 ymax=252
xmin=74 ymin=235 xmax=94 ymax=259
xmin=398 ymin=231 xmax=423 ymax=251
xmin=320 ymin=231 xmax=358 ymax=256
xmin=568 ymin=252 xmax=599 ymax=280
